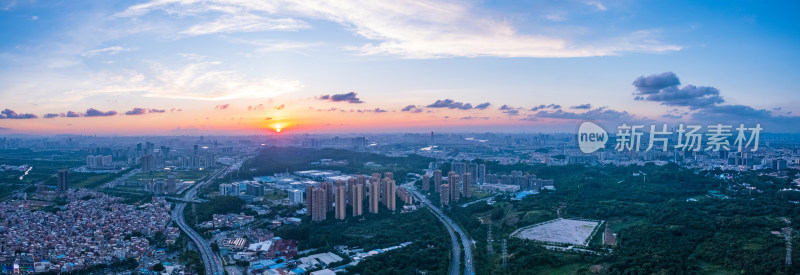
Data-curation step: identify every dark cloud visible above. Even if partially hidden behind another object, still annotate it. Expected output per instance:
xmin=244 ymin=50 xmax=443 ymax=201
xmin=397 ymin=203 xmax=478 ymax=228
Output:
xmin=66 ymin=111 xmax=81 ymax=117
xmin=426 ymin=99 xmax=473 ymax=110
xmin=214 ymin=104 xmax=230 ymax=110
xmin=662 ymin=114 xmax=683 ymax=119
xmin=570 ymin=104 xmax=591 ymax=109
xmin=499 ymin=104 xmax=514 ymax=111
xmin=503 ymin=109 xmax=520 ymax=116
xmin=84 ymin=108 xmax=117 ymax=117
xmin=632 ymin=72 xmax=681 ymax=94
xmin=531 ymin=104 xmax=561 ymax=111
xmin=124 ymin=108 xmax=165 ymax=115
xmin=373 ymin=108 xmax=387 ymax=113
xmin=474 ymin=102 xmax=491 ymax=109
xmin=535 ymin=107 xmax=633 ymax=121
xmin=401 ymin=105 xmax=423 ymax=113
xmin=319 ymin=92 xmax=364 ymax=104
xmin=632 ymin=72 xmax=724 ymax=109
xmin=0 ymin=109 xmax=37 ymax=119
xmin=461 ymin=116 xmax=489 ymax=120
xmin=43 ymin=113 xmax=60 ymax=118
xmin=125 ymin=108 xmax=148 ymax=115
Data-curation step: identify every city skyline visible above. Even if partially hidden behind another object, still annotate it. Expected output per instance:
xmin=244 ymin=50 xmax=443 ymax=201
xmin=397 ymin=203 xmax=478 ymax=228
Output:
xmin=1 ymin=1 xmax=799 ymax=135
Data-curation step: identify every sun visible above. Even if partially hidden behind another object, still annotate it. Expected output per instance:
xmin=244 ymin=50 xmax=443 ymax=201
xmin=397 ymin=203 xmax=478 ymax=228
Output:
xmin=269 ymin=122 xmax=287 ymax=133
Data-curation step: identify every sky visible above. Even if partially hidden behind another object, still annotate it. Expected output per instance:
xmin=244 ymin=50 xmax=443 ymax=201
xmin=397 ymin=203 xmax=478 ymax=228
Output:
xmin=0 ymin=0 xmax=798 ymax=135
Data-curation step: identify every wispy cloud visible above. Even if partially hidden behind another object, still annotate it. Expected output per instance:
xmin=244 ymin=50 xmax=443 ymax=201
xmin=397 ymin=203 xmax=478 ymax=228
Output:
xmin=81 ymin=46 xmax=134 ymax=57
xmin=117 ymin=0 xmax=680 ymax=59
xmin=68 ymin=60 xmax=304 ymax=101
xmin=584 ymin=1 xmax=607 ymax=11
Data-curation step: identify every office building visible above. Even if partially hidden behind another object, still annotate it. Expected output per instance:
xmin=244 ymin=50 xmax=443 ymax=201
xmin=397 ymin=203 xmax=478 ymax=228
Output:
xmin=167 ymin=172 xmax=177 ymax=194
xmin=289 ymin=189 xmax=304 ymax=204
xmin=140 ymin=154 xmax=155 ymax=172
xmin=434 ymin=170 xmax=442 ymax=193
xmin=422 ymin=174 xmax=430 ymax=191
xmin=57 ymin=169 xmax=69 ymax=194
xmin=477 ymin=164 xmax=486 ymax=184
xmin=246 ymin=182 xmax=264 ymax=197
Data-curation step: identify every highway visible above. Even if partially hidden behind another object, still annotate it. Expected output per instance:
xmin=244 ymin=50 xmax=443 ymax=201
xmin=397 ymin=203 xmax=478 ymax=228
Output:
xmin=171 ymin=167 xmax=228 ymax=275
xmin=404 ymin=183 xmax=474 ymax=275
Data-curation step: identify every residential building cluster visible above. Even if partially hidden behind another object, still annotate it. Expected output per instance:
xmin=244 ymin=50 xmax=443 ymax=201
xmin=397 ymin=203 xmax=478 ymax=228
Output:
xmin=305 ymin=171 xmax=407 ymax=222
xmin=0 ymin=190 xmax=170 ymax=273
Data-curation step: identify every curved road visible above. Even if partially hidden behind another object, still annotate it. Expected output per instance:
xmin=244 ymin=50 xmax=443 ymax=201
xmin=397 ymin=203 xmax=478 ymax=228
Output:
xmin=404 ymin=183 xmax=474 ymax=275
xmin=171 ymin=167 xmax=228 ymax=275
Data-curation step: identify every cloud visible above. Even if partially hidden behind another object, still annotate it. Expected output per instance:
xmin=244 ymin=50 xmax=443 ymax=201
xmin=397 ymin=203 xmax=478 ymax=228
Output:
xmin=43 ymin=113 xmax=60 ymax=118
xmin=531 ymin=104 xmax=561 ymax=111
xmin=0 ymin=109 xmax=37 ymax=119
xmin=632 ymin=72 xmax=724 ymax=109
xmin=119 ymin=0 xmax=680 ymax=59
xmin=584 ymin=1 xmax=607 ymax=11
xmin=68 ymin=61 xmax=303 ymax=101
xmin=535 ymin=107 xmax=633 ymax=121
xmin=373 ymin=108 xmax=387 ymax=113
xmin=274 ymin=104 xmax=285 ymax=110
xmin=474 ymin=102 xmax=491 ymax=109
xmin=427 ymin=99 xmax=473 ymax=110
xmin=248 ymin=104 xmax=265 ymax=111
xmin=461 ymin=116 xmax=489 ymax=120
xmin=661 ymin=114 xmax=682 ymax=119
xmin=170 ymin=108 xmax=182 ymax=112
xmin=499 ymin=105 xmax=514 ymax=111
xmin=632 ymin=72 xmax=681 ymax=94
xmin=81 ymin=46 xmax=134 ymax=57
xmin=66 ymin=111 xmax=81 ymax=117
xmin=319 ymin=92 xmax=364 ymax=103
xmin=125 ymin=108 xmax=148 ymax=115
xmin=570 ymin=103 xmax=591 ymax=109
xmin=503 ymin=109 xmax=520 ymax=116
xmin=182 ymin=14 xmax=309 ymax=36
xmin=125 ymin=107 xmax=165 ymax=115
xmin=215 ymin=104 xmax=230 ymax=110
xmin=401 ymin=105 xmax=423 ymax=113
xmin=84 ymin=108 xmax=117 ymax=117
xmin=265 ymin=117 xmax=272 ymax=120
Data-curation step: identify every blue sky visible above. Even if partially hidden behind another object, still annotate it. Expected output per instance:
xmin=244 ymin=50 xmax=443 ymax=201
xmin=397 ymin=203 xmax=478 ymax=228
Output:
xmin=0 ymin=0 xmax=798 ymax=134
